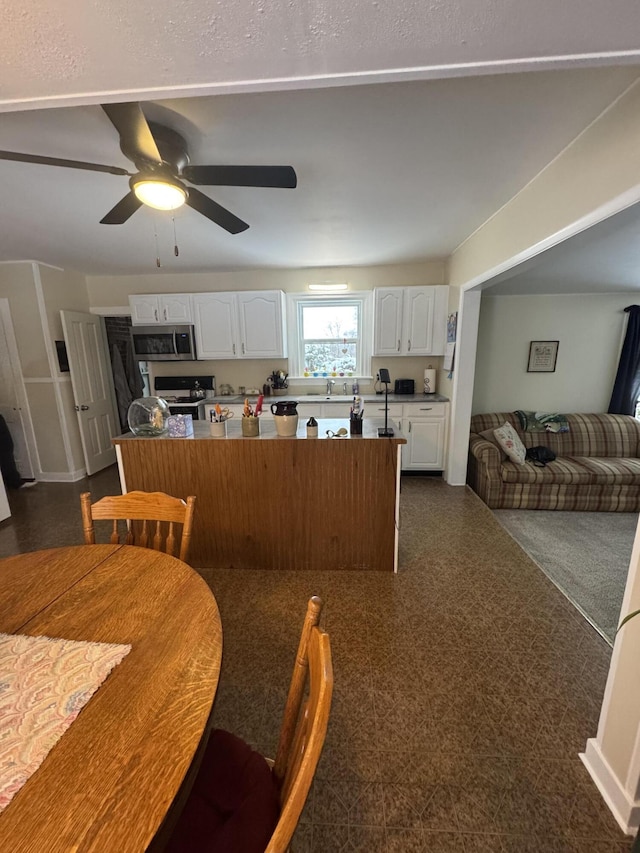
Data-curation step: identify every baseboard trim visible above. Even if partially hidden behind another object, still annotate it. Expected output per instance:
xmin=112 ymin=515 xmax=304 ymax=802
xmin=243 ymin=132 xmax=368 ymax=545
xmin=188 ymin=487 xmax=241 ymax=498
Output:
xmin=37 ymin=468 xmax=86 ymax=483
xmin=581 ymin=739 xmax=640 ymax=836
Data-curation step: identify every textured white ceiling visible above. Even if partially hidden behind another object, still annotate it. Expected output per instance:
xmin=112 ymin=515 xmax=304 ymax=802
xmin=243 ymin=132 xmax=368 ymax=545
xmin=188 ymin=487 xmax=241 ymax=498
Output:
xmin=1 ymin=1 xmax=640 ymax=280
xmin=3 ymin=0 xmax=640 ymax=109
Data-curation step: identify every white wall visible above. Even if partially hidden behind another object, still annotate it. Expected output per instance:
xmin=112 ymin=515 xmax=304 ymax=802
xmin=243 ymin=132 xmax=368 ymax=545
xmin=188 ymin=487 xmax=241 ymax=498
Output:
xmin=38 ymin=264 xmax=90 ymax=476
xmin=0 ymin=262 xmax=93 ymax=481
xmin=86 ymin=261 xmax=446 ymax=306
xmin=448 ymin=78 xmax=640 ymax=290
xmin=472 ymin=292 xmax=630 ymax=414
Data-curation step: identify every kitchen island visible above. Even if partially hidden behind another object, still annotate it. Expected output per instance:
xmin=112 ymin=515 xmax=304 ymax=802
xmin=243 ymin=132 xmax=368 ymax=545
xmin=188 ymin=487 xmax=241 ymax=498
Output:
xmin=113 ymin=419 xmax=405 ymax=572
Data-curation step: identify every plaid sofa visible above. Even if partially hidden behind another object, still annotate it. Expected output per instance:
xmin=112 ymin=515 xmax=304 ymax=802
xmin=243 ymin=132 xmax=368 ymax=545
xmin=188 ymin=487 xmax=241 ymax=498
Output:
xmin=468 ymin=412 xmax=640 ymax=510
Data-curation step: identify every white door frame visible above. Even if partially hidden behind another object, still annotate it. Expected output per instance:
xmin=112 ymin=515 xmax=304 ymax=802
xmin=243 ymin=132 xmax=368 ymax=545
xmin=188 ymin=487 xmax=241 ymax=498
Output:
xmin=0 ymin=299 xmax=39 ymax=480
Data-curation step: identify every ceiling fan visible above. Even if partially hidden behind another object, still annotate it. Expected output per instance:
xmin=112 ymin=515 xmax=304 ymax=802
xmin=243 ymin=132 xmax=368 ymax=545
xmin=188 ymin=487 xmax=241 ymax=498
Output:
xmin=0 ymin=102 xmax=297 ymax=234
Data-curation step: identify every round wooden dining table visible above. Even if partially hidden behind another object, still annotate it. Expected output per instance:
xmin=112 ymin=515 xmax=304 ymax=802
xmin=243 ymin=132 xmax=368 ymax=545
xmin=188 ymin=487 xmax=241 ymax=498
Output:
xmin=0 ymin=543 xmax=222 ymax=852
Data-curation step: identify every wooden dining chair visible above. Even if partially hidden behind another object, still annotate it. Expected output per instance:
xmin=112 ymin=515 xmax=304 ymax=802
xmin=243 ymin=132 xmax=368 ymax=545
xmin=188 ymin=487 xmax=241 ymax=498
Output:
xmin=80 ymin=491 xmax=196 ymax=563
xmin=164 ymin=596 xmax=333 ymax=853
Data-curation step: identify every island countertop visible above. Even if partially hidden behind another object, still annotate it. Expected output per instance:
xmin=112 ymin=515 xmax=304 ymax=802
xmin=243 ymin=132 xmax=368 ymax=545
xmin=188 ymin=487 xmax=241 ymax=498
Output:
xmin=113 ymin=418 xmax=404 ymax=572
xmin=114 ymin=418 xmax=406 ymax=441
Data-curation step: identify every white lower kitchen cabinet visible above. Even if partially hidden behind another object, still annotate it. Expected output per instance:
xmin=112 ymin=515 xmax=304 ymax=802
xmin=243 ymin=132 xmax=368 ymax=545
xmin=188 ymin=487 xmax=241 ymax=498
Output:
xmin=207 ymin=399 xmax=448 ymax=471
xmin=295 ymin=403 xmax=324 ymax=419
xmin=401 ymin=403 xmax=448 ymax=470
xmin=365 ymin=402 xmax=403 ymax=422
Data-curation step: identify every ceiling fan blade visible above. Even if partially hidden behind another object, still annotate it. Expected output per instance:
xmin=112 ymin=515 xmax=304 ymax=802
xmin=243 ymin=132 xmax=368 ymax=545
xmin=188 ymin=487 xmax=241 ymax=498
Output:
xmin=100 ymin=192 xmax=143 ymax=225
xmin=102 ymin=103 xmax=162 ymax=165
xmin=0 ymin=149 xmax=129 ymax=176
xmin=182 ymin=165 xmax=297 ymax=189
xmin=186 ymin=188 xmax=249 ymax=234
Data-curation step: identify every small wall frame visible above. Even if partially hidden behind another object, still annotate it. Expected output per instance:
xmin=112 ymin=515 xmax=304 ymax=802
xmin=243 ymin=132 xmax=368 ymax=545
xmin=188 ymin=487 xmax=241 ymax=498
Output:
xmin=527 ymin=340 xmax=559 ymax=373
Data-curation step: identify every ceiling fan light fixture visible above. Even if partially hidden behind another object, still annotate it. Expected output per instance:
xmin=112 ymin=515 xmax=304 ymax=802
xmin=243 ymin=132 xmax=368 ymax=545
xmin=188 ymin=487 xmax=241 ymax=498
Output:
xmin=132 ymin=177 xmax=187 ymax=211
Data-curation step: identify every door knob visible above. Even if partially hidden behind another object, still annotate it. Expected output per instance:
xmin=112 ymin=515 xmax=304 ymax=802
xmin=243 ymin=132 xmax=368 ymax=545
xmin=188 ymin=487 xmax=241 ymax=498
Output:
xmin=75 ymin=405 xmax=90 ymax=411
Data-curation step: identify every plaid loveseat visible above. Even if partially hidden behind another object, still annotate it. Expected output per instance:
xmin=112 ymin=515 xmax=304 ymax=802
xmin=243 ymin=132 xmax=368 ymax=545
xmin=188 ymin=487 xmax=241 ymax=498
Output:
xmin=468 ymin=412 xmax=640 ymax=511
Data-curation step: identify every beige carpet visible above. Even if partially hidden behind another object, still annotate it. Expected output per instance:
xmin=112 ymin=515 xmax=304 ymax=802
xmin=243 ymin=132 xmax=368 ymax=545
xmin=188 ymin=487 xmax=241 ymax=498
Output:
xmin=493 ymin=509 xmax=638 ymax=644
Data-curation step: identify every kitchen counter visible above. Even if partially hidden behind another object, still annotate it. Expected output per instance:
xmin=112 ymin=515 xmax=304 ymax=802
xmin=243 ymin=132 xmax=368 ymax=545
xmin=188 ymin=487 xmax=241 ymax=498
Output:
xmin=113 ymin=418 xmax=405 ymax=572
xmin=304 ymin=392 xmax=450 ymax=403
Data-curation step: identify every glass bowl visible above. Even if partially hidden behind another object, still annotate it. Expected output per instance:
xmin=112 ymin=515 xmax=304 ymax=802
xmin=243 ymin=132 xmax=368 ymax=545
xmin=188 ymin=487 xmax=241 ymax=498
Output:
xmin=127 ymin=396 xmax=169 ymax=436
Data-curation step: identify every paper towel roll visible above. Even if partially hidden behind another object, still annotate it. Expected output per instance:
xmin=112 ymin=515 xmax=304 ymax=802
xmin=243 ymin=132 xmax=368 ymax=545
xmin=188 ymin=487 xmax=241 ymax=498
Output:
xmin=423 ymin=368 xmax=437 ymax=395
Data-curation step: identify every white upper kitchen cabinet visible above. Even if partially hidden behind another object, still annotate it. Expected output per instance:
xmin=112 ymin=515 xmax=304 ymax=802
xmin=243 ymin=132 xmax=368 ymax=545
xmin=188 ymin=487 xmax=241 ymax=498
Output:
xmin=129 ymin=294 xmax=192 ymax=326
xmin=192 ymin=290 xmax=287 ymax=360
xmin=373 ymin=286 xmax=448 ymax=356
xmin=236 ymin=291 xmax=287 ymax=358
xmin=192 ymin=292 xmax=238 ymax=359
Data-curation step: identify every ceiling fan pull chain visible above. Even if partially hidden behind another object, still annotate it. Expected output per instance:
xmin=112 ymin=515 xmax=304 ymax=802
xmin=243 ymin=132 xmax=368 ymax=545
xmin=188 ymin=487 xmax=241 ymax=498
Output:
xmin=173 ymin=215 xmax=179 ymax=257
xmin=154 ymin=217 xmax=161 ymax=268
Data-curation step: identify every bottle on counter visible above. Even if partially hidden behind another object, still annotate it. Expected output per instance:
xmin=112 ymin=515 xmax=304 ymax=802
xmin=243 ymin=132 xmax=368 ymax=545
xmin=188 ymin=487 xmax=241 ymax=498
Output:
xmin=352 ymin=381 xmax=359 ymax=395
xmin=306 ymin=416 xmax=318 ymax=438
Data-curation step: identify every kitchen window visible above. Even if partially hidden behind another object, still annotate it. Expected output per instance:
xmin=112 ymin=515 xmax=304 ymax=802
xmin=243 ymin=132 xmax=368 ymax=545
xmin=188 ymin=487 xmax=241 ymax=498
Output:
xmin=287 ymin=293 xmax=373 ymax=378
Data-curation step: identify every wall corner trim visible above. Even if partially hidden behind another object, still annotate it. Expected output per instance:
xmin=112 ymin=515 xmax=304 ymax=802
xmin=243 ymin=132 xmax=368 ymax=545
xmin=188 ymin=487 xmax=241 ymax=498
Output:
xmin=581 ymin=739 xmax=640 ymax=836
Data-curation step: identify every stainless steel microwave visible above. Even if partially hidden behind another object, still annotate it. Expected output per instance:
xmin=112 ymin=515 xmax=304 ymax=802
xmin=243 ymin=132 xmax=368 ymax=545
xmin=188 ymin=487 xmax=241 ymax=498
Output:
xmin=130 ymin=325 xmax=197 ymax=361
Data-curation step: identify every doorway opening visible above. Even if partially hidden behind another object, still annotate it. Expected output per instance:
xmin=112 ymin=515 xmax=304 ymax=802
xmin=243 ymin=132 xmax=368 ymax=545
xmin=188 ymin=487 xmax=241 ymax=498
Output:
xmin=103 ymin=316 xmax=148 ymax=431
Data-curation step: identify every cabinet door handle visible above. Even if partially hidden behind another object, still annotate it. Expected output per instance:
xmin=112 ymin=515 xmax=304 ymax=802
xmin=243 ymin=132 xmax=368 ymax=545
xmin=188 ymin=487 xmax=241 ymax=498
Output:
xmin=407 ymin=339 xmax=411 ymax=351
xmin=408 ymin=421 xmax=412 ymax=433
xmin=163 ymin=307 xmax=167 ymax=321
xmin=242 ymin=342 xmax=245 ymax=355
xmin=419 ymin=407 xmax=433 ymax=411
xmin=233 ymin=343 xmax=236 ymax=355
xmin=397 ymin=339 xmax=401 ymax=352
xmin=154 ymin=309 xmax=158 ymax=322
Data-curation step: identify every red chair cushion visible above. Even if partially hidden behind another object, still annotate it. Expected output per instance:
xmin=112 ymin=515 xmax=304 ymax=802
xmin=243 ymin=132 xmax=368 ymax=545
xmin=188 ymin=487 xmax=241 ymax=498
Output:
xmin=165 ymin=729 xmax=280 ymax=853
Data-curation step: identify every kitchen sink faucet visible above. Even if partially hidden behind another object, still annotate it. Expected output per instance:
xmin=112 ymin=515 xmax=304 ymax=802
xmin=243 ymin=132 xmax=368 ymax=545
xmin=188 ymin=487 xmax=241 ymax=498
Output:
xmin=326 ymin=378 xmax=335 ymax=395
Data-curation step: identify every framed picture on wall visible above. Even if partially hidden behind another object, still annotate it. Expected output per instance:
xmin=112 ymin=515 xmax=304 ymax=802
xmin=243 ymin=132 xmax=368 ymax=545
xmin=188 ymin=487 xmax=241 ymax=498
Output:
xmin=527 ymin=340 xmax=559 ymax=373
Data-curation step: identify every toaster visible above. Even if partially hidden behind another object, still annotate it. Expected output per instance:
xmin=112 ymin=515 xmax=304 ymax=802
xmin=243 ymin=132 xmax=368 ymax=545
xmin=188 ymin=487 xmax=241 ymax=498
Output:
xmin=394 ymin=379 xmax=415 ymax=395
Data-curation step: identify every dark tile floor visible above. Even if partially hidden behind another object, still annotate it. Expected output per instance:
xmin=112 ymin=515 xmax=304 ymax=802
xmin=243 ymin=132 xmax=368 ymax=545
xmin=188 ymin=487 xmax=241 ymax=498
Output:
xmin=0 ymin=468 xmax=634 ymax=851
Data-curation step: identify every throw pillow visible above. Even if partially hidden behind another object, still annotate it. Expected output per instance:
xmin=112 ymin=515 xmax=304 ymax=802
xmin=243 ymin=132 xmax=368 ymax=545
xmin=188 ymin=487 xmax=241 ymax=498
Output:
xmin=493 ymin=421 xmax=527 ymax=465
xmin=478 ymin=428 xmax=508 ymax=460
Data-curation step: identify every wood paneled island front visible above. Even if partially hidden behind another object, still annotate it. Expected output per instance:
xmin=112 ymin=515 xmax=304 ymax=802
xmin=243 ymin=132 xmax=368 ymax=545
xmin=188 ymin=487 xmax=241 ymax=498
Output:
xmin=114 ymin=419 xmax=405 ymax=572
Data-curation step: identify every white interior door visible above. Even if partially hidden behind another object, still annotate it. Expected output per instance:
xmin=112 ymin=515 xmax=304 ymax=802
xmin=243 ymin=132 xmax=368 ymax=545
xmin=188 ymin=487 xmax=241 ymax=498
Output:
xmin=0 ymin=301 xmax=34 ymax=480
xmin=61 ymin=310 xmax=119 ymax=476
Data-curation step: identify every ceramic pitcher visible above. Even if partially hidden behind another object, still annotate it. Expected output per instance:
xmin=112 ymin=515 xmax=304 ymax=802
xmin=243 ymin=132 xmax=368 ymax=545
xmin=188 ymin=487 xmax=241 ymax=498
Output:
xmin=271 ymin=400 xmax=298 ymax=436
xmin=270 ymin=400 xmax=298 ymax=417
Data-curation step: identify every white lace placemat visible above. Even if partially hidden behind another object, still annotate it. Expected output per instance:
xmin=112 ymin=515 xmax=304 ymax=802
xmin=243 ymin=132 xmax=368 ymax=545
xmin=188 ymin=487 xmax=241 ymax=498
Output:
xmin=0 ymin=632 xmax=131 ymax=812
